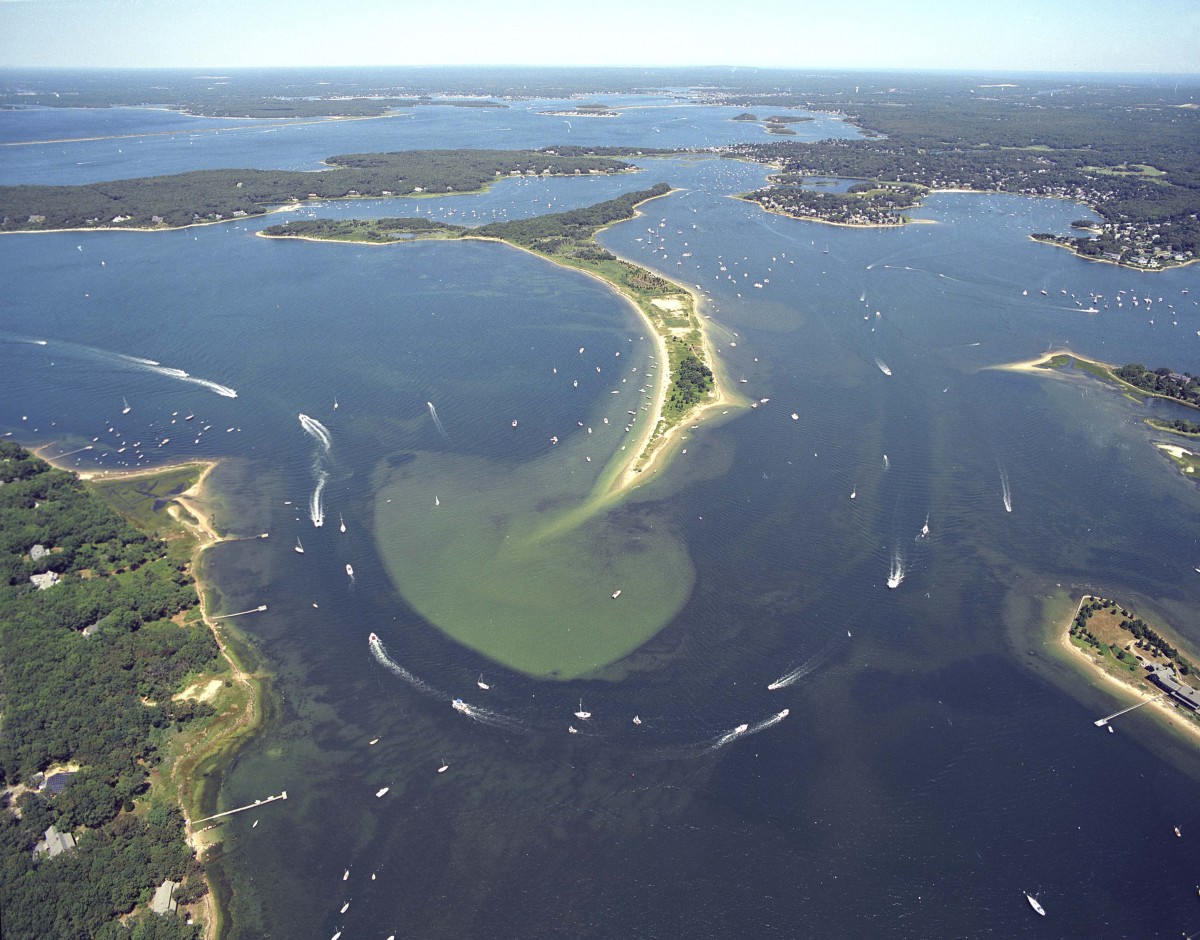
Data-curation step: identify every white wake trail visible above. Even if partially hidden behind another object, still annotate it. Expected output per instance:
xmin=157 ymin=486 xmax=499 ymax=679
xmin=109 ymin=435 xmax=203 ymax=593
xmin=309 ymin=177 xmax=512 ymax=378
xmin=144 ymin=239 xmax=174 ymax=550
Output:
xmin=767 ymin=638 xmax=841 ymax=690
xmin=123 ymin=357 xmax=238 ymax=397
xmin=309 ymin=469 xmax=327 ymax=528
xmin=746 ymin=709 xmax=790 ymax=736
xmin=427 ymin=401 xmax=449 ymax=440
xmin=703 ymin=723 xmax=751 ymax=752
xmin=298 ymin=413 xmax=332 ymax=452
xmin=887 ymin=550 xmax=905 ymax=589
xmin=999 ymin=465 xmax=1013 ymax=512
xmin=368 ymin=634 xmax=440 ymax=697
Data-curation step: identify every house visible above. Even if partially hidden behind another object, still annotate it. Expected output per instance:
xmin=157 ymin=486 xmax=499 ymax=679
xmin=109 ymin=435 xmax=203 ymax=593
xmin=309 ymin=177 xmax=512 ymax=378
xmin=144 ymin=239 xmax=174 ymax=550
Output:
xmin=43 ymin=772 xmax=75 ymax=795
xmin=32 ymin=825 xmax=76 ymax=859
xmin=150 ymin=880 xmax=179 ymax=915
xmin=1146 ymin=664 xmax=1200 ymax=711
xmin=30 ymin=571 xmax=60 ymax=590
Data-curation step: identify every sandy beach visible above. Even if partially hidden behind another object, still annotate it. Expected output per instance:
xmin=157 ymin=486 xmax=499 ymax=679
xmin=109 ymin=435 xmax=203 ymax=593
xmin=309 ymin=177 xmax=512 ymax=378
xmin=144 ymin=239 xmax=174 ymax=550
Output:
xmin=1056 ymin=596 xmax=1200 ymax=749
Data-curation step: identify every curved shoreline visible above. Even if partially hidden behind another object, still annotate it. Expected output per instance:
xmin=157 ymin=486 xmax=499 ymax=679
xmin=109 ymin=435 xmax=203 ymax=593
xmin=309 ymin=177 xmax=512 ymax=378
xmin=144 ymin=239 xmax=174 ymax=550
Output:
xmin=32 ymin=451 xmax=267 ymax=940
xmin=259 ymin=188 xmax=740 ymax=502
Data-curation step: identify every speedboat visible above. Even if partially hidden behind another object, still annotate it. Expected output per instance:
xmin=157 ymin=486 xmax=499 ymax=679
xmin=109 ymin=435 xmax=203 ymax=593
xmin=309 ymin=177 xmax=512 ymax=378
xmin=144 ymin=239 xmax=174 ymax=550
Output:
xmin=346 ymin=564 xmax=354 ymax=578
xmin=375 ymin=788 xmax=388 ymax=799
xmin=368 ymin=633 xmax=379 ymax=645
xmin=632 ymin=716 xmax=642 ymax=725
xmin=452 ymin=698 xmax=472 ymax=715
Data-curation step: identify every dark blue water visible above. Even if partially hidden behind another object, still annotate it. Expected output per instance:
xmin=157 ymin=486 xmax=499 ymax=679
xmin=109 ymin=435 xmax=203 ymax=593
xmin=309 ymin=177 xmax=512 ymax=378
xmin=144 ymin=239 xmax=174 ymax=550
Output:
xmin=4 ymin=101 xmax=1200 ymax=940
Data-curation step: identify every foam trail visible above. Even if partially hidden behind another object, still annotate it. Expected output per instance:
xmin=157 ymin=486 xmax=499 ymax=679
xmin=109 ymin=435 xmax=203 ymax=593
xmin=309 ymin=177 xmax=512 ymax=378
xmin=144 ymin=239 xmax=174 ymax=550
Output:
xmin=298 ymin=413 xmax=332 ymax=452
xmin=768 ymin=638 xmax=841 ymax=690
xmin=427 ymin=401 xmax=449 ymax=440
xmin=368 ymin=634 xmax=440 ymax=697
xmin=449 ymin=698 xmax=530 ymax=734
xmin=309 ymin=469 xmax=327 ymax=528
xmin=703 ymin=723 xmax=750 ymax=752
xmin=746 ymin=709 xmax=790 ymax=736
xmin=123 ymin=357 xmax=237 ymax=397
xmin=999 ymin=465 xmax=1013 ymax=512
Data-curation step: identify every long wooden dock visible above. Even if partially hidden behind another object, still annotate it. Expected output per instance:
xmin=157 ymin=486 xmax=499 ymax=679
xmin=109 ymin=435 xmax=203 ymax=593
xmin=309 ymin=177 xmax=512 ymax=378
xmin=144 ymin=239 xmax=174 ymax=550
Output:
xmin=193 ymin=790 xmax=287 ymax=824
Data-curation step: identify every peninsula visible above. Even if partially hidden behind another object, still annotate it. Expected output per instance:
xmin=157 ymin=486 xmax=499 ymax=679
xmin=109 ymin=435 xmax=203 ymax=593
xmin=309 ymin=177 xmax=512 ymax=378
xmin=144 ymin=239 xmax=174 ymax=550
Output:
xmin=260 ymin=182 xmax=730 ymax=492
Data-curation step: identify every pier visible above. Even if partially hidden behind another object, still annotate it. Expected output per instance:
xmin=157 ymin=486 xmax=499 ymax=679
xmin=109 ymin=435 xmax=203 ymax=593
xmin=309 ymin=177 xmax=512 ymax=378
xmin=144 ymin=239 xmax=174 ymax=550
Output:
xmin=1094 ymin=694 xmax=1164 ymax=727
xmin=193 ymin=790 xmax=287 ymax=824
xmin=210 ymin=604 xmax=268 ymax=620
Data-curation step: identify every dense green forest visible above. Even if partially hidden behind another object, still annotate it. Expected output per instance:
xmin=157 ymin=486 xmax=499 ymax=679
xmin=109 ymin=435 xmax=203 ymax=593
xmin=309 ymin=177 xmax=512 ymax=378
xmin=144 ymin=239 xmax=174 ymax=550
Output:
xmin=1114 ymin=364 xmax=1200 ymax=408
xmin=0 ymin=150 xmax=634 ymax=231
xmin=0 ymin=443 xmax=217 ymax=937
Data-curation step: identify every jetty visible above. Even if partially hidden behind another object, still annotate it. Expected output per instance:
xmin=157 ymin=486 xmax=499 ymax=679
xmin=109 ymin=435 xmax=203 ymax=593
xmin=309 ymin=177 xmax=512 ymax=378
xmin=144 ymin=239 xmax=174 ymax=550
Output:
xmin=193 ymin=790 xmax=288 ymax=824
xmin=1094 ymin=694 xmax=1165 ymax=727
xmin=209 ymin=604 xmax=268 ymax=620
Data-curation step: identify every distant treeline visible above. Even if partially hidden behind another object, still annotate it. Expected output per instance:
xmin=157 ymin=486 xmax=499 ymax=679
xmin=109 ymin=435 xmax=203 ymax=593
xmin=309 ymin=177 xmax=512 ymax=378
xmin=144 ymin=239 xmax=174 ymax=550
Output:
xmin=721 ymin=79 xmax=1200 ymax=267
xmin=0 ymin=443 xmax=216 ymax=936
xmin=0 ymin=150 xmax=634 ymax=231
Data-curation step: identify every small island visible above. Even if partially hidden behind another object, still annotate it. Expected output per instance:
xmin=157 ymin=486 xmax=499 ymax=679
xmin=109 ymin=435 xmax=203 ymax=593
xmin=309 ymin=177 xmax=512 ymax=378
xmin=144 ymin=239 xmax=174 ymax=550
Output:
xmin=1061 ymin=595 xmax=1200 ymax=742
xmin=740 ymin=179 xmax=923 ymax=226
xmin=261 ymin=183 xmax=729 ymax=492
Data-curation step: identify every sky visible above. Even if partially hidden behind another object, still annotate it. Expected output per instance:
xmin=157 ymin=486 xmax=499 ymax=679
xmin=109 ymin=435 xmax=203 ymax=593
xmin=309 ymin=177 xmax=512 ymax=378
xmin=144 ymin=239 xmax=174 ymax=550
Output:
xmin=1 ymin=0 xmax=1197 ymax=74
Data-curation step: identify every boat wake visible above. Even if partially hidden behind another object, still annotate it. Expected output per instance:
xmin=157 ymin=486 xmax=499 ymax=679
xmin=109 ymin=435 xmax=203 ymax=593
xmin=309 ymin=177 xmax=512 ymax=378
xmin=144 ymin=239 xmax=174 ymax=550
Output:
xmin=298 ymin=413 xmax=332 ymax=452
xmin=746 ymin=709 xmax=790 ymax=736
xmin=767 ymin=638 xmax=841 ymax=690
xmin=133 ymin=362 xmax=238 ymax=398
xmin=3 ymin=335 xmax=238 ymax=397
xmin=368 ymin=633 xmax=440 ymax=697
xmin=427 ymin=401 xmax=449 ymax=440
xmin=309 ymin=468 xmax=327 ymax=528
xmin=703 ymin=723 xmax=751 ymax=752
xmin=449 ymin=697 xmax=529 ymax=733
xmin=999 ymin=464 xmax=1013 ymax=513
xmin=886 ymin=550 xmax=905 ymax=589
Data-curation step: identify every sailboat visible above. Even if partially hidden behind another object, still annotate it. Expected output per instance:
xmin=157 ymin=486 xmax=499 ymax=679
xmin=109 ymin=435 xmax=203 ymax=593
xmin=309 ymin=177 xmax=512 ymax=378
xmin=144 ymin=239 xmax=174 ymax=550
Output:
xmin=1025 ymin=893 xmax=1045 ymax=916
xmin=294 ymin=537 xmax=304 ymax=554
xmin=477 ymin=674 xmax=490 ymax=690
xmin=438 ymin=758 xmax=449 ymax=774
xmin=574 ymin=699 xmax=591 ymax=720
xmin=121 ymin=397 xmax=131 ymax=415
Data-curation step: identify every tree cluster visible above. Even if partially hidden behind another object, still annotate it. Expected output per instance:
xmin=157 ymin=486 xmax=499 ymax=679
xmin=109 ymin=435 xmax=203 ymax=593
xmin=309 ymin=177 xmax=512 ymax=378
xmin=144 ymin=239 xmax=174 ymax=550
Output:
xmin=1114 ymin=364 xmax=1200 ymax=407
